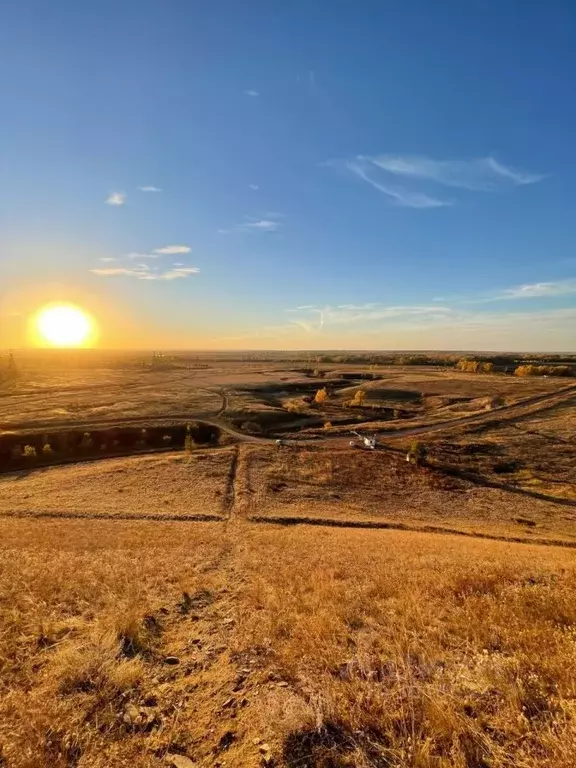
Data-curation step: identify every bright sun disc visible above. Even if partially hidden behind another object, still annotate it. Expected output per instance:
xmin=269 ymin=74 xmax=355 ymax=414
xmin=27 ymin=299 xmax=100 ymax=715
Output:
xmin=34 ymin=303 xmax=96 ymax=348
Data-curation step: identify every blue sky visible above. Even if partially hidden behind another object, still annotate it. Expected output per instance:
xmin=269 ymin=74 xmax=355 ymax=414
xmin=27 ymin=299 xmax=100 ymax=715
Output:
xmin=1 ymin=0 xmax=576 ymax=350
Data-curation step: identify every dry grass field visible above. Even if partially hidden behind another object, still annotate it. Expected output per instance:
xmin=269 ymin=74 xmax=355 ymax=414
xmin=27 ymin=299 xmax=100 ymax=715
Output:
xmin=2 ymin=519 xmax=576 ymax=767
xmin=0 ymin=449 xmax=237 ymax=520
xmin=1 ymin=352 xmax=576 ymax=766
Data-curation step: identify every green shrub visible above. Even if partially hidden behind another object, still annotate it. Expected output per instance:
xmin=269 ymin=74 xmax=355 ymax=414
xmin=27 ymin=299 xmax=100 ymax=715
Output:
xmin=407 ymin=441 xmax=427 ymax=466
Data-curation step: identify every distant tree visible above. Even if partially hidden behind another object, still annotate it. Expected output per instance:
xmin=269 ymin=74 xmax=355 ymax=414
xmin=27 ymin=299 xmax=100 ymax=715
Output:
xmin=457 ymin=358 xmax=480 ymax=373
xmin=482 ymin=362 xmax=495 ymax=374
xmin=351 ymin=390 xmax=366 ymax=407
xmin=515 ymin=364 xmax=572 ymax=377
xmin=314 ymin=387 xmax=328 ymax=406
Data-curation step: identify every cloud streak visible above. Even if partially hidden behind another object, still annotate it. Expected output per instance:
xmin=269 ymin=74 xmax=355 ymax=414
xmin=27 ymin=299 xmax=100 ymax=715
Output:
xmin=340 ymin=154 xmax=544 ymax=209
xmin=492 ymin=279 xmax=576 ymax=301
xmin=244 ymin=89 xmax=260 ymax=97
xmin=287 ymin=303 xmax=456 ymax=329
xmin=137 ymin=185 xmax=162 ymax=192
xmin=370 ymin=155 xmax=545 ymax=191
xmin=154 ymin=245 xmax=191 ymax=255
xmin=348 ymin=161 xmax=451 ymax=208
xmin=241 ymin=219 xmax=280 ymax=231
xmin=90 ymin=264 xmax=199 ymax=281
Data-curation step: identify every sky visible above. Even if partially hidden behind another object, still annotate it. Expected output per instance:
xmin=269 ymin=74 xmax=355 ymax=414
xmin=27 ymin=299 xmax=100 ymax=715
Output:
xmin=1 ymin=0 xmax=576 ymax=351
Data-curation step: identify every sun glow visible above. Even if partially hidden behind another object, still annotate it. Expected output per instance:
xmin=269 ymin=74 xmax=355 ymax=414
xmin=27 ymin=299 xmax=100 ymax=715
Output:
xmin=32 ymin=303 xmax=98 ymax=348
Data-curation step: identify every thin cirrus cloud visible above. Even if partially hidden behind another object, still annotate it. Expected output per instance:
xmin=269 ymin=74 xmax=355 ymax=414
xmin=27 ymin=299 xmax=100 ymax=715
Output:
xmin=241 ymin=219 xmax=280 ymax=231
xmin=342 ymin=154 xmax=544 ymax=208
xmin=490 ymin=279 xmax=576 ymax=301
xmin=154 ymin=245 xmax=191 ymax=255
xmin=137 ymin=185 xmax=162 ymax=192
xmin=371 ymin=155 xmax=545 ymax=190
xmin=441 ymin=278 xmax=576 ymax=304
xmin=90 ymin=264 xmax=199 ymax=281
xmin=105 ymin=192 xmax=126 ymax=206
xmin=347 ymin=160 xmax=450 ymax=208
xmin=128 ymin=245 xmax=191 ymax=258
xmin=248 ymin=184 xmax=259 ymax=191
xmin=239 ymin=213 xmax=283 ymax=232
xmin=286 ymin=303 xmax=455 ymax=331
xmin=244 ymin=89 xmax=260 ymax=97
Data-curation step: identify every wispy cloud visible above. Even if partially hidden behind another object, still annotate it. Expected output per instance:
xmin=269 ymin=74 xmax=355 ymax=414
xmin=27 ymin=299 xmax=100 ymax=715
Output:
xmin=443 ymin=278 xmax=576 ymax=305
xmin=244 ymin=89 xmax=260 ymax=97
xmin=90 ymin=267 xmax=147 ymax=277
xmin=248 ymin=184 xmax=259 ymax=191
xmin=90 ymin=264 xmax=199 ymax=281
xmin=154 ymin=245 xmax=191 ymax=255
xmin=339 ymin=154 xmax=544 ymax=209
xmin=99 ymin=257 xmax=116 ymax=263
xmin=492 ymin=279 xmax=576 ymax=301
xmin=348 ymin=160 xmax=450 ymax=208
xmin=286 ymin=303 xmax=455 ymax=329
xmin=139 ymin=267 xmax=200 ymax=281
xmin=137 ymin=185 xmax=162 ymax=192
xmin=238 ymin=212 xmax=283 ymax=232
xmin=106 ymin=192 xmax=126 ymax=206
xmin=241 ymin=219 xmax=280 ymax=231
xmin=370 ymin=155 xmax=545 ymax=191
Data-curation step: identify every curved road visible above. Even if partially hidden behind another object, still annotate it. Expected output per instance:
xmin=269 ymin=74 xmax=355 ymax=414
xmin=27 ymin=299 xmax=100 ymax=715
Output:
xmin=3 ymin=383 xmax=575 ymax=447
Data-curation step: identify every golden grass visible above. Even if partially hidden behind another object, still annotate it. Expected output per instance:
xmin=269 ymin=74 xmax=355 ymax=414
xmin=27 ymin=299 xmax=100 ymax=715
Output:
xmin=2 ymin=518 xmax=576 ymax=766
xmin=0 ymin=450 xmax=234 ymax=519
xmin=0 ymin=520 xmax=229 ymax=767
xmin=236 ymin=526 xmax=576 ymax=767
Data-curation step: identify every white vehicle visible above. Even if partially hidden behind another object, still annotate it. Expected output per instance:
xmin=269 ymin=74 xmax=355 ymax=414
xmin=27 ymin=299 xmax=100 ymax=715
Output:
xmin=349 ymin=430 xmax=377 ymax=450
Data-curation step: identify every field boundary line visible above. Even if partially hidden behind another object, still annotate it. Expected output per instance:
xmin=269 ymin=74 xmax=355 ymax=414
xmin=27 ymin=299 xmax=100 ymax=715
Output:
xmin=3 ymin=509 xmax=576 ymax=551
xmin=0 ymin=510 xmax=224 ymax=523
xmin=247 ymin=514 xmax=576 ymax=550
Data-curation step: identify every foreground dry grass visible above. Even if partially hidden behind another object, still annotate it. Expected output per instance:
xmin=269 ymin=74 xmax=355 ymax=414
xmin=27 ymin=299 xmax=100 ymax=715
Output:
xmin=2 ymin=519 xmax=576 ymax=767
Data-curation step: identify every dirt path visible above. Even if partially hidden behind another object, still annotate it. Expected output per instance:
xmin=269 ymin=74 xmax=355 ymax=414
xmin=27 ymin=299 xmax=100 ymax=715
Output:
xmin=2 ymin=385 xmax=574 ymax=480
xmin=223 ymin=446 xmax=239 ymax=519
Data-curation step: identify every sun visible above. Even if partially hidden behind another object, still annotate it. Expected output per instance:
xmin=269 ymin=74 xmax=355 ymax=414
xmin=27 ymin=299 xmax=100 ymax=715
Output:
xmin=33 ymin=303 xmax=97 ymax=348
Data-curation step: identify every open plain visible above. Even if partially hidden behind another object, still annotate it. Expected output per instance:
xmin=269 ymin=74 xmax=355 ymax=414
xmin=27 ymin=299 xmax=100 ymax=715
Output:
xmin=1 ymin=351 xmax=576 ymax=767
